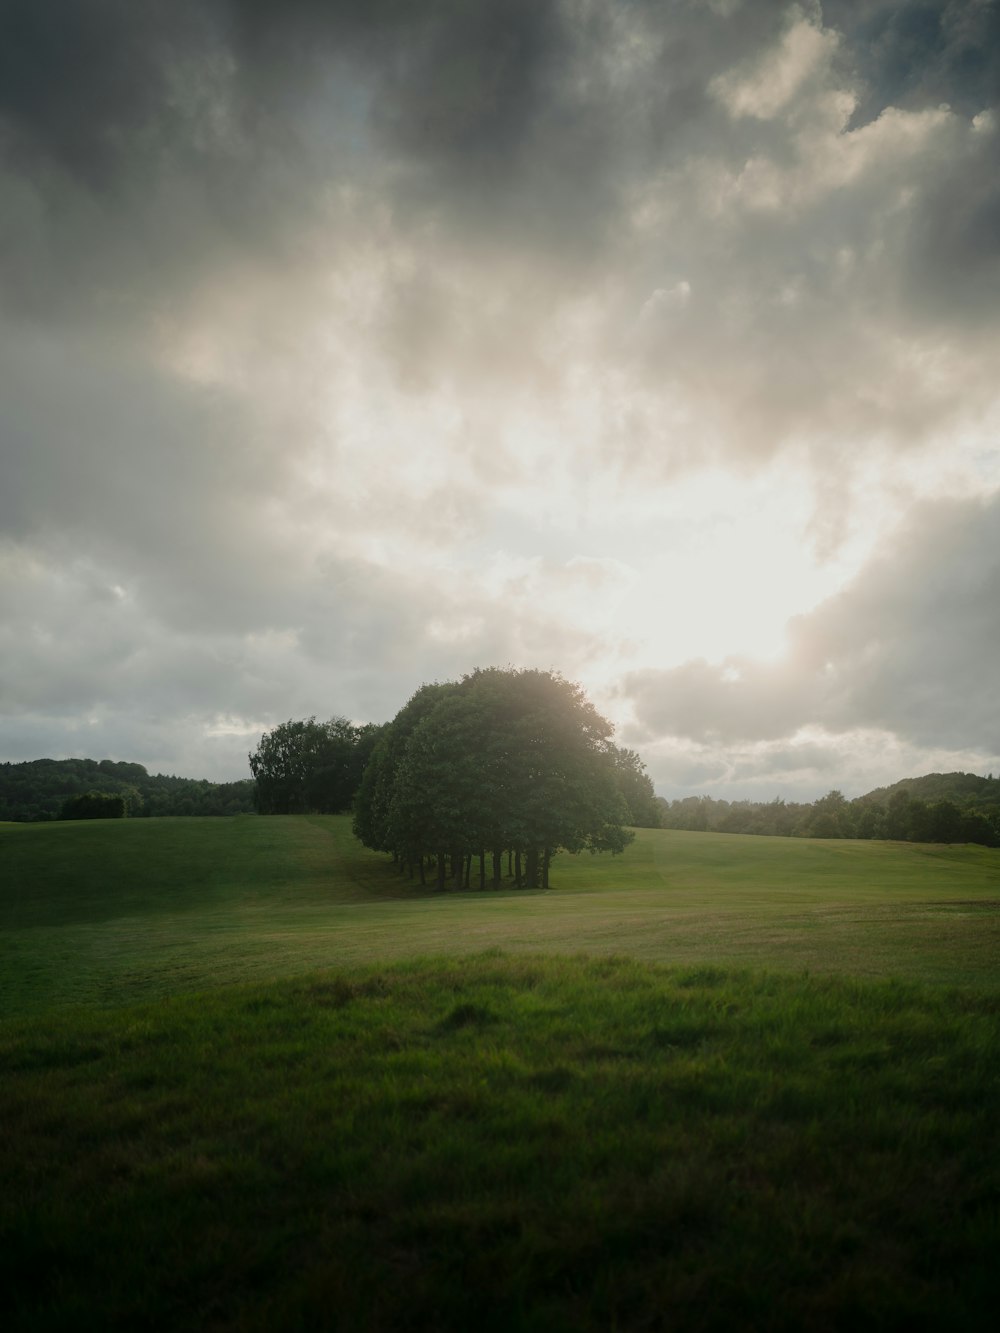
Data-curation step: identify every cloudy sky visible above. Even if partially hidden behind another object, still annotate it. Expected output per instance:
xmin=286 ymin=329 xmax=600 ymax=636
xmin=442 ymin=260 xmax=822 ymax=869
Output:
xmin=2 ymin=0 xmax=999 ymax=799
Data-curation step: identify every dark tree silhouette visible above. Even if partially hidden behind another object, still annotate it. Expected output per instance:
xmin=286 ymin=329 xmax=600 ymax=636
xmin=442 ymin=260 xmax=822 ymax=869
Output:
xmin=354 ymin=668 xmax=633 ymax=889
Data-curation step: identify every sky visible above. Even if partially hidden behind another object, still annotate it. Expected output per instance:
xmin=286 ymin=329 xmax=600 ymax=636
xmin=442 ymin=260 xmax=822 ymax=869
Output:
xmin=2 ymin=0 xmax=999 ymax=800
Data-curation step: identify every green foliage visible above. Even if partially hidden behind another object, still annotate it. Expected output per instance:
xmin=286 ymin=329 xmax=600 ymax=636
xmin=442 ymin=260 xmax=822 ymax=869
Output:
xmin=0 ymin=758 xmax=255 ymax=822
xmin=796 ymin=788 xmax=853 ymax=839
xmin=249 ymin=717 xmax=383 ymax=815
xmin=59 ymin=790 xmax=127 ymax=820
xmin=2 ymin=957 xmax=997 ymax=1331
xmin=868 ymin=770 xmax=1000 ymax=808
xmin=660 ymin=772 xmax=1000 ymax=847
xmin=352 ymin=683 xmax=457 ymax=855
xmin=609 ymin=745 xmax=661 ymax=826
xmin=354 ymin=668 xmax=634 ymax=887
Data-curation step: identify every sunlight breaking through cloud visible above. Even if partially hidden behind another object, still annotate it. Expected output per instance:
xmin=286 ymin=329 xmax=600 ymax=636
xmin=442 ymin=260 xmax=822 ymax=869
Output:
xmin=1 ymin=0 xmax=998 ymax=795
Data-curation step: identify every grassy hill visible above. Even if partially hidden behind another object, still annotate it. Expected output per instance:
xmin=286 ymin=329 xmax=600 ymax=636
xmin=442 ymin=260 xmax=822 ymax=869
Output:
xmin=3 ymin=815 xmax=999 ymax=1018
xmin=2 ymin=817 xmax=998 ymax=1330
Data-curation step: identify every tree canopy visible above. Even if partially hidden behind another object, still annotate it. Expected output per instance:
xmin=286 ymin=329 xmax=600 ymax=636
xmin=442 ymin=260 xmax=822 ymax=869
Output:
xmin=249 ymin=717 xmax=383 ymax=815
xmin=353 ymin=668 xmax=637 ymax=889
xmin=657 ymin=772 xmax=1000 ymax=847
xmin=60 ymin=790 xmax=128 ymax=820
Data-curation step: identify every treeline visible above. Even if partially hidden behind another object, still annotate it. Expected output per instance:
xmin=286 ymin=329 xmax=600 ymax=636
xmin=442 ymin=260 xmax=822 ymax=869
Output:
xmin=0 ymin=758 xmax=256 ymax=823
xmin=658 ymin=773 xmax=1000 ymax=847
xmin=351 ymin=667 xmax=658 ymax=889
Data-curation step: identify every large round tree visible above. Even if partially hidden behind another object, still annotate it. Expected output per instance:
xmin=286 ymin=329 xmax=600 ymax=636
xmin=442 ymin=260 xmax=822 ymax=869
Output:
xmin=354 ymin=667 xmax=633 ymax=888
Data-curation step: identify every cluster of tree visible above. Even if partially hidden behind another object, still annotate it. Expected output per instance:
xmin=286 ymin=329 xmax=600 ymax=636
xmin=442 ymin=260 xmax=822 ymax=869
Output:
xmin=60 ymin=790 xmax=129 ymax=820
xmin=657 ymin=772 xmax=1000 ymax=846
xmin=353 ymin=667 xmax=656 ymax=889
xmin=0 ymin=759 xmax=256 ymax=823
xmin=248 ymin=717 xmax=384 ymax=814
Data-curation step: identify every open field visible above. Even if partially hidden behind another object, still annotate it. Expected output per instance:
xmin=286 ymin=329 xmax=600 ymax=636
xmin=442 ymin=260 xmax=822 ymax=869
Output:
xmin=2 ymin=817 xmax=998 ymax=1330
xmin=2 ymin=815 xmax=999 ymax=1017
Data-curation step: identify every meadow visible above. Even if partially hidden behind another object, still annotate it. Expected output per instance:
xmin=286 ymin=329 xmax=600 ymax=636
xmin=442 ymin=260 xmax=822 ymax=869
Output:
xmin=2 ymin=816 xmax=998 ymax=1330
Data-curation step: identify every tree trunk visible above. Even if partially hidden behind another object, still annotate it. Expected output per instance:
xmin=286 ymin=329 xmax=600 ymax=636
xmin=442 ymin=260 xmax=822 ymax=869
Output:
xmin=436 ymin=850 xmax=446 ymax=891
xmin=492 ymin=847 xmax=502 ymax=888
xmin=479 ymin=849 xmax=486 ymax=891
xmin=542 ymin=848 xmax=551 ymax=889
xmin=418 ymin=856 xmax=426 ymax=887
xmin=514 ymin=849 xmax=522 ymax=888
xmin=525 ymin=846 xmax=538 ymax=889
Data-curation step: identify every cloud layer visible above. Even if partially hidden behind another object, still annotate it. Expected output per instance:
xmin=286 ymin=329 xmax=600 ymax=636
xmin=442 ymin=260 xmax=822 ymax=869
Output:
xmin=1 ymin=1 xmax=998 ymax=791
xmin=624 ymin=493 xmax=1000 ymax=749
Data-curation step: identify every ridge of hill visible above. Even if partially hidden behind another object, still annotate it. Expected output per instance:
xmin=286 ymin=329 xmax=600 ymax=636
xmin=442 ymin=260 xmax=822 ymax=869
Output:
xmin=860 ymin=770 xmax=1000 ymax=809
xmin=659 ymin=770 xmax=1000 ymax=844
xmin=0 ymin=756 xmax=255 ymax=822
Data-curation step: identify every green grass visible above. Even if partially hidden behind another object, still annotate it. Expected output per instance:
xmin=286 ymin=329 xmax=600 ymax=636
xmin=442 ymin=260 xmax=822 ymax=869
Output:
xmin=2 ymin=955 xmax=998 ymax=1332
xmin=2 ymin=817 xmax=998 ymax=1329
xmin=2 ymin=816 xmax=998 ymax=1017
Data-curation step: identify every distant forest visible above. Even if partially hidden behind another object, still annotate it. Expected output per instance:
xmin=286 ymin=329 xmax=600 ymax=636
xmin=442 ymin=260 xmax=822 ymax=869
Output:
xmin=0 ymin=758 xmax=255 ymax=823
xmin=658 ymin=772 xmax=1000 ymax=847
xmin=2 ymin=754 xmax=999 ymax=849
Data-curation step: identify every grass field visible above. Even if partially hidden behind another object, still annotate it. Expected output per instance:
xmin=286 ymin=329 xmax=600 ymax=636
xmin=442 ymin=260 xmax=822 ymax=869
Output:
xmin=2 ymin=816 xmax=998 ymax=1330
xmin=3 ymin=815 xmax=999 ymax=1017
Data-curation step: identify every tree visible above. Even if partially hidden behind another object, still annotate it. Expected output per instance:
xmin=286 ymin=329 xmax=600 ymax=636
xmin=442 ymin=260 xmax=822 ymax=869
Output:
xmin=883 ymin=789 xmax=916 ymax=841
xmin=61 ymin=790 xmax=127 ymax=820
xmin=853 ymin=800 xmax=884 ymax=839
xmin=352 ymin=684 xmax=459 ymax=859
xmin=249 ymin=717 xmax=375 ymax=814
xmin=959 ymin=809 xmax=1000 ymax=847
xmin=386 ymin=688 xmax=493 ymax=888
xmin=304 ymin=721 xmax=385 ymax=814
xmin=799 ymin=790 xmax=854 ymax=839
xmin=355 ymin=668 xmax=634 ymax=889
xmin=928 ymin=799 xmax=964 ymax=844
xmin=609 ymin=746 xmax=661 ymax=827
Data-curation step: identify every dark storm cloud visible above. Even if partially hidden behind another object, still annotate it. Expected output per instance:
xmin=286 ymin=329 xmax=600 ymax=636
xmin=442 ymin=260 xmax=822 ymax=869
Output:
xmin=0 ymin=1 xmax=785 ymax=282
xmin=6 ymin=0 xmax=993 ymax=398
xmin=0 ymin=0 xmax=198 ymax=184
xmin=624 ymin=492 xmax=1000 ymax=753
xmin=902 ymin=120 xmax=1000 ymax=326
xmin=820 ymin=1 xmax=1000 ymax=325
xmin=825 ymin=0 xmax=1000 ymax=125
xmin=2 ymin=1 xmax=994 ymax=265
xmin=0 ymin=0 xmax=567 ymax=195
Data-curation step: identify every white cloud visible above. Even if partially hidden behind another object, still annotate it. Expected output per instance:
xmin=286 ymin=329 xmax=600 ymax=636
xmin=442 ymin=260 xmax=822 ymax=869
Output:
xmin=639 ymin=281 xmax=692 ymax=323
xmin=711 ymin=11 xmax=836 ymax=121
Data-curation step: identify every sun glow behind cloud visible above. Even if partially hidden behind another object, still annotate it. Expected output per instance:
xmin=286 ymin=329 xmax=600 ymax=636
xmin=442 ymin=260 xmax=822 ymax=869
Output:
xmin=2 ymin=0 xmax=1000 ymax=797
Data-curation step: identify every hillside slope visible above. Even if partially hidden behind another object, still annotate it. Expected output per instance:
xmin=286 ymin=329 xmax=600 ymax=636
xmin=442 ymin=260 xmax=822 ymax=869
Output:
xmin=2 ymin=816 xmax=998 ymax=1017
